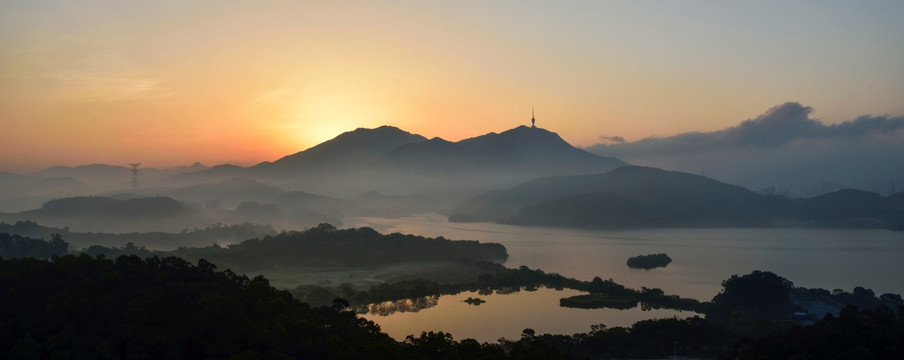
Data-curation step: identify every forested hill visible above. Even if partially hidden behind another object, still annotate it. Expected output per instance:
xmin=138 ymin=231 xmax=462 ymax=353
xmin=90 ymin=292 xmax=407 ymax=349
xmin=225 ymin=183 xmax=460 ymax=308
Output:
xmin=83 ymin=223 xmax=509 ymax=272
xmin=0 ymin=254 xmax=408 ymax=359
xmin=3 ymin=255 xmax=901 ymax=359
xmin=450 ymin=166 xmax=904 ymax=229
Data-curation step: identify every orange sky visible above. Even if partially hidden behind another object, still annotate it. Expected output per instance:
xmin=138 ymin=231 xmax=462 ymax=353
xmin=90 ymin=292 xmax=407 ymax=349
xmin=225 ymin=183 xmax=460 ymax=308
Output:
xmin=2 ymin=1 xmax=903 ymax=172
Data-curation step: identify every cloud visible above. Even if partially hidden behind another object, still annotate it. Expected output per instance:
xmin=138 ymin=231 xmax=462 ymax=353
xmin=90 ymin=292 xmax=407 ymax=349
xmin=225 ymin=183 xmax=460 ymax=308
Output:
xmin=597 ymin=135 xmax=625 ymax=144
xmin=586 ymin=102 xmax=904 ymax=157
xmin=722 ymin=102 xmax=822 ymax=147
xmin=584 ymin=102 xmax=904 ymax=192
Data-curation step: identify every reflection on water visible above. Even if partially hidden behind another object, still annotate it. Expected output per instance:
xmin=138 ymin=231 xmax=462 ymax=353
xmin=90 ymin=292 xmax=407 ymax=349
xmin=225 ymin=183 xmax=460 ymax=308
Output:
xmin=352 ymin=214 xmax=904 ymax=342
xmin=353 ymin=214 xmax=904 ymax=300
xmin=359 ymin=296 xmax=440 ymax=316
xmin=360 ymin=287 xmax=561 ymax=317
xmin=362 ymin=287 xmax=699 ymax=343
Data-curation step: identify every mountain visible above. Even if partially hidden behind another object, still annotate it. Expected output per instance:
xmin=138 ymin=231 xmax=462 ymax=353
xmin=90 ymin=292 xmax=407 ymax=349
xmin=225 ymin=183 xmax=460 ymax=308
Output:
xmin=180 ymin=124 xmax=627 ymax=198
xmin=252 ymin=125 xmax=428 ymax=176
xmin=450 ymin=166 xmax=904 ymax=229
xmin=0 ymin=172 xmax=89 ymax=212
xmin=448 ymin=166 xmax=789 ymax=227
xmin=0 ymin=196 xmax=203 ymax=233
xmin=797 ymin=189 xmax=897 ymax=227
xmin=378 ymin=125 xmax=626 ymax=176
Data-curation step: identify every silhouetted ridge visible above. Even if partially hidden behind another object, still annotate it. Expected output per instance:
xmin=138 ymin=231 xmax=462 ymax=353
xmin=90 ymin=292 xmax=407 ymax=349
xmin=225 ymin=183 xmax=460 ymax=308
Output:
xmin=798 ymin=189 xmax=888 ymax=226
xmin=257 ymin=125 xmax=427 ymax=172
xmin=378 ymin=126 xmax=626 ymax=175
xmin=451 ymin=165 xmax=904 ymax=229
xmin=450 ymin=166 xmax=793 ymax=227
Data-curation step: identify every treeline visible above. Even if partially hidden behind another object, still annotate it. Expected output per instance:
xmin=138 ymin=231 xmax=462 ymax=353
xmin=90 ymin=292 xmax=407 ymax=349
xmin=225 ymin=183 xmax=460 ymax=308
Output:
xmin=792 ymin=285 xmax=904 ymax=315
xmin=0 ymin=220 xmax=275 ymax=250
xmin=726 ymin=304 xmax=904 ymax=359
xmin=5 ymin=254 xmax=902 ymax=359
xmin=82 ymin=223 xmax=508 ymax=272
xmin=0 ymin=254 xmax=405 ymax=359
xmin=451 ymin=166 xmax=904 ymax=230
xmin=626 ymin=253 xmax=672 ymax=269
xmin=294 ymin=263 xmax=706 ymax=313
xmin=0 ymin=232 xmax=67 ymax=259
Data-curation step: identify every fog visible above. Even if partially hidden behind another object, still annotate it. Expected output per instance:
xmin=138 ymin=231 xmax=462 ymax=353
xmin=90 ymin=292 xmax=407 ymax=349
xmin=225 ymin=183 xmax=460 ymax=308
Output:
xmin=2 ymin=115 xmax=903 ymax=357
xmin=3 ymin=112 xmax=902 ymax=237
xmin=584 ymin=102 xmax=904 ymax=196
xmin=0 ymin=125 xmax=626 ymax=234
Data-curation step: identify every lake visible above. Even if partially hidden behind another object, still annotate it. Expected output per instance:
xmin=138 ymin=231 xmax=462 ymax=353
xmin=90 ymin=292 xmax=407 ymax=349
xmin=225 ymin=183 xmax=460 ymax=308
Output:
xmin=352 ymin=214 xmax=904 ymax=341
xmin=361 ymin=288 xmax=696 ymax=343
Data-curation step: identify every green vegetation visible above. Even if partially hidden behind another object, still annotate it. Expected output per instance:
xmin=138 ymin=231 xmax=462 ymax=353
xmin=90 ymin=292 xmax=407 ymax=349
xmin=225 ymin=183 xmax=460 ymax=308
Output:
xmin=0 ymin=220 xmax=275 ymax=250
xmin=0 ymin=254 xmax=407 ymax=359
xmin=558 ymin=276 xmax=708 ymax=313
xmin=626 ymin=253 xmax=672 ymax=269
xmin=463 ymin=297 xmax=486 ymax=305
xmin=3 ymin=246 xmax=902 ymax=358
xmin=725 ymin=304 xmax=904 ymax=359
xmin=452 ymin=166 xmax=904 ymax=229
xmin=296 ymin=263 xmax=707 ymax=313
xmin=82 ymin=223 xmax=508 ymax=272
xmin=0 ymin=232 xmax=68 ymax=259
xmin=706 ymin=270 xmax=802 ymax=337
xmin=791 ymin=285 xmax=904 ymax=319
xmin=69 ymin=222 xmax=701 ymax=312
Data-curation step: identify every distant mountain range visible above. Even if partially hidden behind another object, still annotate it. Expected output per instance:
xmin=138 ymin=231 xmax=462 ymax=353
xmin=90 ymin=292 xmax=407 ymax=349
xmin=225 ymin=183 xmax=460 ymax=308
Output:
xmin=449 ymin=166 xmax=904 ymax=229
xmin=377 ymin=125 xmax=625 ymax=175
xmin=3 ymin=124 xmax=901 ymax=231
xmin=0 ymin=163 xmax=209 ymax=212
xmin=179 ymin=125 xmax=627 ymax=196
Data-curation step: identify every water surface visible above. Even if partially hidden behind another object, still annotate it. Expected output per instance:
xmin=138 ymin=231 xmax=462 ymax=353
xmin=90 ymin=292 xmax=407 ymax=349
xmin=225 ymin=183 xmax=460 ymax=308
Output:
xmin=354 ymin=214 xmax=904 ymax=300
xmin=352 ymin=215 xmax=904 ymax=341
xmin=362 ymin=288 xmax=696 ymax=343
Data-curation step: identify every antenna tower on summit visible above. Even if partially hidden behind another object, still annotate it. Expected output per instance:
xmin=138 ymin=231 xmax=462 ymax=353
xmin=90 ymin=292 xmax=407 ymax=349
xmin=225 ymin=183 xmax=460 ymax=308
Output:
xmin=531 ymin=107 xmax=536 ymax=128
xmin=129 ymin=163 xmax=141 ymax=194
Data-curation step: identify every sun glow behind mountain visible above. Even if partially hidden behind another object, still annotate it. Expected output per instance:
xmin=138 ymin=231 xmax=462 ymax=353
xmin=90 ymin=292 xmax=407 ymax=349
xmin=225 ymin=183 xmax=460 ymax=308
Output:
xmin=0 ymin=1 xmax=902 ymax=172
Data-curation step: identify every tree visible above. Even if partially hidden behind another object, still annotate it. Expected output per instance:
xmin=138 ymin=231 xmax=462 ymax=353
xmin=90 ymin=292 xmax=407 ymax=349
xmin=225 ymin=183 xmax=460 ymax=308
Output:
xmin=707 ymin=270 xmax=799 ymax=333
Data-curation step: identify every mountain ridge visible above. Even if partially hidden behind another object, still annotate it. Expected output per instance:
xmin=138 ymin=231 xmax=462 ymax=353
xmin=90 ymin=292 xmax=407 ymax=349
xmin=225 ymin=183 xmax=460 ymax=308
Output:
xmin=449 ymin=166 xmax=904 ymax=229
xmin=376 ymin=125 xmax=626 ymax=175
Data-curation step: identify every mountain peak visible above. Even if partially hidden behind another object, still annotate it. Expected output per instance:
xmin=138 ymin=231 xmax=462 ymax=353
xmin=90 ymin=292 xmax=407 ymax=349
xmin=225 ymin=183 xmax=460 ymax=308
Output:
xmin=256 ymin=125 xmax=427 ymax=172
xmin=379 ymin=125 xmax=627 ymax=176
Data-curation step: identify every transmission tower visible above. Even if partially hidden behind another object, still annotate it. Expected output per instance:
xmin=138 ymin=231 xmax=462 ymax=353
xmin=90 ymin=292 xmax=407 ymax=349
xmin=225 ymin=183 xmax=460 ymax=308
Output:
xmin=129 ymin=163 xmax=141 ymax=194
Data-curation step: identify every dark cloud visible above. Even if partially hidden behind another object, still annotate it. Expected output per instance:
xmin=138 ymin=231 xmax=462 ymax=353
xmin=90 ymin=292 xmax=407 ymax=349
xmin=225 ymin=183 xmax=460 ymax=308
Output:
xmin=722 ymin=102 xmax=822 ymax=147
xmin=586 ymin=102 xmax=904 ymax=157
xmin=584 ymin=102 xmax=904 ymax=192
xmin=828 ymin=114 xmax=904 ymax=138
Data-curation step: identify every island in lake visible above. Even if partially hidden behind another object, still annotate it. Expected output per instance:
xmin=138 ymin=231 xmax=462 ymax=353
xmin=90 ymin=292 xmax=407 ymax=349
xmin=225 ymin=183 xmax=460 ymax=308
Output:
xmin=627 ymin=253 xmax=672 ymax=269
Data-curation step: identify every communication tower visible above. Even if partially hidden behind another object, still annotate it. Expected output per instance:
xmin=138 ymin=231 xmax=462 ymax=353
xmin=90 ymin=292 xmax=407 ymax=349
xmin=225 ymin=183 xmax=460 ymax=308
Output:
xmin=531 ymin=107 xmax=536 ymax=128
xmin=129 ymin=163 xmax=141 ymax=194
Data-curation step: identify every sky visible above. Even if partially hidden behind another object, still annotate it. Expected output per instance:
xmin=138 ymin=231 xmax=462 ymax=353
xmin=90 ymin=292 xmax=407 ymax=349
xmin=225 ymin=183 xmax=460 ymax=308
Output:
xmin=2 ymin=0 xmax=903 ymax=172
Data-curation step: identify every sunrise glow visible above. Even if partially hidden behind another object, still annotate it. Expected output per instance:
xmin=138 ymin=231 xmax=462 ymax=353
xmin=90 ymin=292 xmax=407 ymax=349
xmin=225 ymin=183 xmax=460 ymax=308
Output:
xmin=1 ymin=1 xmax=902 ymax=172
